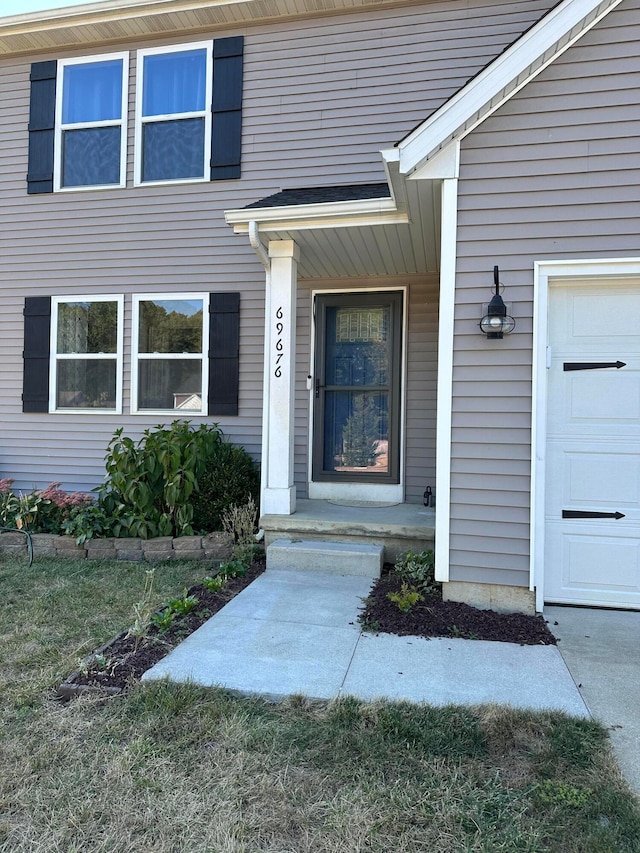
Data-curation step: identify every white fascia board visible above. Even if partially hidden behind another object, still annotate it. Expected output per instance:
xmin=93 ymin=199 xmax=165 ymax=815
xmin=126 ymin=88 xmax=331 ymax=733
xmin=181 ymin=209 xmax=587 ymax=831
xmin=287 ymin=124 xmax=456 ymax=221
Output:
xmin=398 ymin=0 xmax=623 ymax=177
xmin=226 ymin=197 xmax=407 ymax=233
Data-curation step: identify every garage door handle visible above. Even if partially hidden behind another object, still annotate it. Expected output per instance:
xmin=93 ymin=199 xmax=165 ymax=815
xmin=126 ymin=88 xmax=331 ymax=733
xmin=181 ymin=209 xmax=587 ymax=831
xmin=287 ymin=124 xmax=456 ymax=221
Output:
xmin=563 ymin=361 xmax=626 ymax=371
xmin=562 ymin=510 xmax=625 ymax=520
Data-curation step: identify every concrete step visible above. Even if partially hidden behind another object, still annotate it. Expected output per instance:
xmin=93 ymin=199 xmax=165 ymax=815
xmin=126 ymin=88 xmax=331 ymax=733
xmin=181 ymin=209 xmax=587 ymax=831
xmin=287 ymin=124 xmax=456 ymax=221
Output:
xmin=267 ymin=538 xmax=383 ymax=578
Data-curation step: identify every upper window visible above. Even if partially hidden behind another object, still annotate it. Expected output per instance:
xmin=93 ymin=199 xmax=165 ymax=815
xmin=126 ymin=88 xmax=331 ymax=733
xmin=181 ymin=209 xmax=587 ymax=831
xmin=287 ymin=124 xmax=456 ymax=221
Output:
xmin=135 ymin=43 xmax=213 ymax=185
xmin=50 ymin=296 xmax=124 ymax=412
xmin=54 ymin=53 xmax=128 ymax=191
xmin=132 ymin=294 xmax=209 ymax=414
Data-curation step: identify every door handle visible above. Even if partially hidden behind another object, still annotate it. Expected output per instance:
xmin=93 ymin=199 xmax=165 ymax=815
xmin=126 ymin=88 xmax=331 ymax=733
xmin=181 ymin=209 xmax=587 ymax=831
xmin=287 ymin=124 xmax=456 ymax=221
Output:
xmin=315 ymin=378 xmax=321 ymax=398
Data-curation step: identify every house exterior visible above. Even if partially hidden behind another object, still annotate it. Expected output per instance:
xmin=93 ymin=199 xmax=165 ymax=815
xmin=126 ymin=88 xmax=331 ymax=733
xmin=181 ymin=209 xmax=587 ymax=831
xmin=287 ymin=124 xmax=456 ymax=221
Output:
xmin=0 ymin=0 xmax=638 ymax=613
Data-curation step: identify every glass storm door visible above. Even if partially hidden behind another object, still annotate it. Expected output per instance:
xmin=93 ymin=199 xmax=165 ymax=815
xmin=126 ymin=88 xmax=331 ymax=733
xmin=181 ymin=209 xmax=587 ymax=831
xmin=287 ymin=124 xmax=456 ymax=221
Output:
xmin=312 ymin=292 xmax=402 ymax=483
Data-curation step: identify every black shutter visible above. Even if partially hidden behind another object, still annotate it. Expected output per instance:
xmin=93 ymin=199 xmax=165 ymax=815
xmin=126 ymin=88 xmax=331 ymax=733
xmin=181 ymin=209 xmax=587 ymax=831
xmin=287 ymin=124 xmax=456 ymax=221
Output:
xmin=27 ymin=61 xmax=57 ymax=195
xmin=209 ymin=292 xmax=240 ymax=416
xmin=211 ymin=36 xmax=243 ymax=181
xmin=23 ymin=296 xmax=51 ymax=412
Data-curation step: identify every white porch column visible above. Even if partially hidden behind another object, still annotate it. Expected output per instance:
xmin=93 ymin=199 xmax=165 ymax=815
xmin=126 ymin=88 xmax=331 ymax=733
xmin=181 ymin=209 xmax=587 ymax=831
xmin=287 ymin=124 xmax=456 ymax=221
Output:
xmin=262 ymin=239 xmax=299 ymax=515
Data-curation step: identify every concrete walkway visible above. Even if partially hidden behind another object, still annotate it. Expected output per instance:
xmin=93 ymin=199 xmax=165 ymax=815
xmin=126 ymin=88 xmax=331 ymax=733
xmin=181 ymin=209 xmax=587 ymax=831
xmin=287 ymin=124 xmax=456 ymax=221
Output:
xmin=546 ymin=605 xmax=640 ymax=795
xmin=143 ymin=569 xmax=586 ymax=715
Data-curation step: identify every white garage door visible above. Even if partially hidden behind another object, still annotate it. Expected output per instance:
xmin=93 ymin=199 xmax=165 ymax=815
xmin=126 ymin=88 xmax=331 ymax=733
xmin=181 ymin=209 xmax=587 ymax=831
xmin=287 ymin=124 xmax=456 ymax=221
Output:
xmin=545 ymin=280 xmax=640 ymax=609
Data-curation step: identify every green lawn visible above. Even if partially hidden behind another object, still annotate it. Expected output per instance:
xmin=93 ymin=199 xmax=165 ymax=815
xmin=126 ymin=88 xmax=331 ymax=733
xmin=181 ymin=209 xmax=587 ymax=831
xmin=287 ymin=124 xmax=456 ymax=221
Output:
xmin=0 ymin=553 xmax=639 ymax=852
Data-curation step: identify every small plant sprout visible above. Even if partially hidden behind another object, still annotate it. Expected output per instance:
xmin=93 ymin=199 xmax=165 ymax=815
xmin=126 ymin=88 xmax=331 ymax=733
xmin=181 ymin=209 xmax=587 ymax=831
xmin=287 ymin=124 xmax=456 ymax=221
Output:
xmin=202 ymin=575 xmax=228 ymax=593
xmin=127 ymin=569 xmax=156 ymax=652
xmin=165 ymin=591 xmax=199 ymax=616
xmin=387 ymin=582 xmax=424 ymax=613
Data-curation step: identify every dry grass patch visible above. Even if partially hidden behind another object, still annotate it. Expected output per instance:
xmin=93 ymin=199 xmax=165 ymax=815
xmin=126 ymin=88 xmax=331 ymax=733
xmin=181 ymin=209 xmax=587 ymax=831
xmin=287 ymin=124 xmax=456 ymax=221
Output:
xmin=0 ymin=554 xmax=639 ymax=852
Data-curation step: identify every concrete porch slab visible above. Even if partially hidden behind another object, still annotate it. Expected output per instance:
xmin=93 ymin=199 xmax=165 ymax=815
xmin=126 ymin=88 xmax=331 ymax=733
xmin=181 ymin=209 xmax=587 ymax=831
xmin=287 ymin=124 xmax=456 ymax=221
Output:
xmin=260 ymin=499 xmax=435 ymax=562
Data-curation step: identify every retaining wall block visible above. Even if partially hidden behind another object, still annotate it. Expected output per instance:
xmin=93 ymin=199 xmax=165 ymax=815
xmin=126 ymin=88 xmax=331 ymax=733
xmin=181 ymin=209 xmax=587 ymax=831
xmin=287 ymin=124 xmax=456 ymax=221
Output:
xmin=142 ymin=537 xmax=174 ymax=552
xmin=173 ymin=536 xmax=203 ymax=550
xmin=143 ymin=550 xmax=173 ymax=562
xmin=115 ymin=549 xmax=145 ymax=562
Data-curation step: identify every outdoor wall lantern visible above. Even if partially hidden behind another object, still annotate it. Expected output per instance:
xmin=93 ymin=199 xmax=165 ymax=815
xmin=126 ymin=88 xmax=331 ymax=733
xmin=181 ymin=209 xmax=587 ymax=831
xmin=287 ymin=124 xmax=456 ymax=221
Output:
xmin=479 ymin=266 xmax=515 ymax=339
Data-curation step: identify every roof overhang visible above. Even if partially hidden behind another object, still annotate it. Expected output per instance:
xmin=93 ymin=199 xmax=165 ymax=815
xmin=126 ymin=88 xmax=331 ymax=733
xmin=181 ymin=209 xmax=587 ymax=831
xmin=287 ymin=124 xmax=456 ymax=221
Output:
xmin=0 ymin=0 xmax=428 ymax=58
xmin=394 ymin=0 xmax=624 ymax=178
xmin=225 ymin=168 xmax=441 ymax=278
xmin=226 ymin=196 xmax=407 ymax=234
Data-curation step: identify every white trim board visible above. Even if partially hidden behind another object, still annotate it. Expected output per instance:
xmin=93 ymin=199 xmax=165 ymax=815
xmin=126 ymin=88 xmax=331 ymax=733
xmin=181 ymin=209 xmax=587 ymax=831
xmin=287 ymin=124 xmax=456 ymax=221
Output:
xmin=433 ymin=178 xmax=458 ymax=583
xmin=531 ymin=258 xmax=640 ymax=612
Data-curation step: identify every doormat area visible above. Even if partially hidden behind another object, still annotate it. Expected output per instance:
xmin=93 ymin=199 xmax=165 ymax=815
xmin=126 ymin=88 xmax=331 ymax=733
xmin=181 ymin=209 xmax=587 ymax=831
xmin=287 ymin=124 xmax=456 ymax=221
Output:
xmin=327 ymin=500 xmax=400 ymax=508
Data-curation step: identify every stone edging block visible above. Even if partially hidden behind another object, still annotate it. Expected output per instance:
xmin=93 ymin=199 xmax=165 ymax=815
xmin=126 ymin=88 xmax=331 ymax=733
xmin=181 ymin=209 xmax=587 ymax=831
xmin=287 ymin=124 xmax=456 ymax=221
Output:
xmin=2 ymin=532 xmax=232 ymax=562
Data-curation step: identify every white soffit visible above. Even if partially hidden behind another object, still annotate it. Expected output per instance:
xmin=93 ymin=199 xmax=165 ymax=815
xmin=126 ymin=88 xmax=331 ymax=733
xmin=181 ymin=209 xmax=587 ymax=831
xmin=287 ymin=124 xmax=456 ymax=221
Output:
xmin=397 ymin=0 xmax=624 ymax=177
xmin=0 ymin=0 xmax=420 ymax=57
xmin=225 ymin=179 xmax=440 ymax=278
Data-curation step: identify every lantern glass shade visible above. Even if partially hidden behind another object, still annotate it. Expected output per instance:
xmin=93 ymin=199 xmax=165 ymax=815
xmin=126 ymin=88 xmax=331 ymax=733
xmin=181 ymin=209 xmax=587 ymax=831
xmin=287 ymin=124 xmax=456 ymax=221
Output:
xmin=480 ymin=312 xmax=515 ymax=337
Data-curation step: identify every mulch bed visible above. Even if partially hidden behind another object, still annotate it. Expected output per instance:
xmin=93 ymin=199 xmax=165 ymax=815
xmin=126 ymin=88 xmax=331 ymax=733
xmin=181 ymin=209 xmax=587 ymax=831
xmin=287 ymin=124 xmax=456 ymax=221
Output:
xmin=359 ymin=567 xmax=557 ymax=645
xmin=61 ymin=558 xmax=266 ymax=696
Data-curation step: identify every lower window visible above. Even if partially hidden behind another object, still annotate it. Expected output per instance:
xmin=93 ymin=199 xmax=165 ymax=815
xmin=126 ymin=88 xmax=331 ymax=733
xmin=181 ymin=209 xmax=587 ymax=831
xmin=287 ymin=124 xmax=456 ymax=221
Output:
xmin=132 ymin=294 xmax=208 ymax=414
xmin=51 ymin=296 xmax=123 ymax=412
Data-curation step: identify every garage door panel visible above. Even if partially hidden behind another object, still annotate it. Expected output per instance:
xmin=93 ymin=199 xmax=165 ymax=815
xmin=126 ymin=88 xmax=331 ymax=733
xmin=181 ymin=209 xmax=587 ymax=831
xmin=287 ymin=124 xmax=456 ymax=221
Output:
xmin=545 ymin=526 xmax=640 ymax=606
xmin=548 ymin=362 xmax=640 ymax=431
xmin=545 ymin=278 xmax=640 ymax=609
xmin=546 ymin=445 xmax=640 ymax=511
xmin=550 ymin=286 xmax=640 ymax=346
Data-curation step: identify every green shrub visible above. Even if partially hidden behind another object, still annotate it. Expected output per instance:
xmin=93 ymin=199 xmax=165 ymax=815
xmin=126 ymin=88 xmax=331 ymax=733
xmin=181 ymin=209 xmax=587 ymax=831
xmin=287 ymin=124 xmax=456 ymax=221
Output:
xmin=96 ymin=420 xmax=223 ymax=539
xmin=191 ymin=441 xmax=260 ymax=533
xmin=394 ymin=549 xmax=438 ymax=593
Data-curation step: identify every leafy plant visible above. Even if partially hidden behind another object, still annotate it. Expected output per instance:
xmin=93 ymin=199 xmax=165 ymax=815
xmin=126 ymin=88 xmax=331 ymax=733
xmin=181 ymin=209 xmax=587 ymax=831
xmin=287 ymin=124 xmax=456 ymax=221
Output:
xmin=164 ymin=591 xmax=199 ymax=616
xmin=150 ymin=608 xmax=177 ymax=633
xmin=92 ymin=420 xmax=223 ymax=540
xmin=190 ymin=441 xmax=260 ymax=533
xmin=387 ymin=582 xmax=424 ymax=612
xmin=218 ymin=558 xmax=249 ymax=579
xmin=0 ymin=479 xmax=94 ymax=535
xmin=149 ymin=589 xmax=199 ymax=634
xmin=394 ymin=549 xmax=438 ymax=593
xmin=202 ymin=574 xmax=228 ymax=593
xmin=63 ymin=503 xmax=112 ymax=544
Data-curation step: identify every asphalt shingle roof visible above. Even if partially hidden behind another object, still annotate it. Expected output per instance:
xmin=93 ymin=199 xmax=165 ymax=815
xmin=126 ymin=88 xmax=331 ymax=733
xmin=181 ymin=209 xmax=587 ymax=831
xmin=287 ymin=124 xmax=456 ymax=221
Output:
xmin=243 ymin=183 xmax=391 ymax=209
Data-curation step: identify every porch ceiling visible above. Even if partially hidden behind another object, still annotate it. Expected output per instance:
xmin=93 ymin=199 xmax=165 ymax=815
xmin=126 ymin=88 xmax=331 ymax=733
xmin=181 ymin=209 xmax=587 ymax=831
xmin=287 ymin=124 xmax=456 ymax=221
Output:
xmin=229 ymin=178 xmax=441 ymax=279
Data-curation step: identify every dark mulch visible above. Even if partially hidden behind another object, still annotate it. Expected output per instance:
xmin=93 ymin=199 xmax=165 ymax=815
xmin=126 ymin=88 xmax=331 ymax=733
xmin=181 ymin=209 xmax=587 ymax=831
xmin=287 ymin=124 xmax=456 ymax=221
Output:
xmin=359 ymin=567 xmax=556 ymax=645
xmin=68 ymin=558 xmax=266 ymax=692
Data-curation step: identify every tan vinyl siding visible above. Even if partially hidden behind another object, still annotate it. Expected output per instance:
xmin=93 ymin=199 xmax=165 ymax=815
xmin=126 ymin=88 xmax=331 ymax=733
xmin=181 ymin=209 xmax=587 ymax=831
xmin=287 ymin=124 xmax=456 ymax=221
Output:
xmin=0 ymin=0 xmax=555 ymax=491
xmin=451 ymin=0 xmax=640 ymax=587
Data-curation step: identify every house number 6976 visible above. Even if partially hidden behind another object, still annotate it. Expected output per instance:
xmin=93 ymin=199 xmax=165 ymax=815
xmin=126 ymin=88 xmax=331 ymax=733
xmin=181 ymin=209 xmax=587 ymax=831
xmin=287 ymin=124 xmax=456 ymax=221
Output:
xmin=274 ymin=307 xmax=284 ymax=377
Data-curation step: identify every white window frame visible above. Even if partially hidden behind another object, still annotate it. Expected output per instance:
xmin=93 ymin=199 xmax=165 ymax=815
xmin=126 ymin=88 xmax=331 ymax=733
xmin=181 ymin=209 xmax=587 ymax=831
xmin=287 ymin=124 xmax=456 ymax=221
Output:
xmin=134 ymin=41 xmax=213 ymax=187
xmin=54 ymin=52 xmax=129 ymax=193
xmin=49 ymin=295 xmax=124 ymax=414
xmin=131 ymin=293 xmax=209 ymax=415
